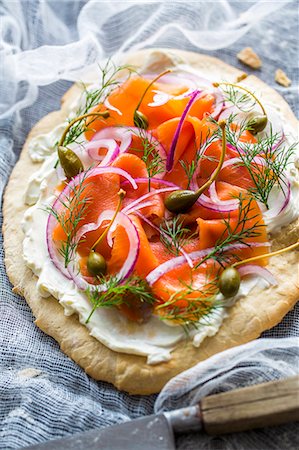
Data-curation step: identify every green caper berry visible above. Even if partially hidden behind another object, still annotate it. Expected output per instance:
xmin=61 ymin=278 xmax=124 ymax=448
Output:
xmin=164 ymin=190 xmax=198 ymax=214
xmin=134 ymin=110 xmax=149 ymax=130
xmin=87 ymin=251 xmax=107 ymax=277
xmin=218 ymin=267 xmax=241 ymax=298
xmin=247 ymin=115 xmax=268 ymax=135
xmin=58 ymin=146 xmax=84 ymax=179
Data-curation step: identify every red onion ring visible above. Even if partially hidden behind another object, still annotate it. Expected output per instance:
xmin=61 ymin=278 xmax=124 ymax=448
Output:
xmin=66 ymin=166 xmax=138 ymax=191
xmin=220 ymin=156 xmax=266 ymax=172
xmin=46 ymin=199 xmax=72 ymax=280
xmin=91 ymin=127 xmax=132 ymax=153
xmin=218 ymin=106 xmax=285 ymax=152
xmin=122 ymin=186 xmax=180 ymax=215
xmin=237 ymin=131 xmax=285 ymax=154
xmin=121 ymin=177 xmax=179 ymax=188
xmin=263 ymin=180 xmax=291 ymax=220
xmin=210 ymin=88 xmax=225 ymax=120
xmin=74 ymin=210 xmax=115 ymax=248
xmin=67 ymin=211 xmax=140 ymax=291
xmin=271 ymin=132 xmax=285 ymax=152
xmin=143 ymin=71 xmax=199 ymax=90
xmin=124 ymin=200 xmax=156 ymax=215
xmin=113 ymin=212 xmax=140 ymax=279
xmin=237 ymin=265 xmax=277 ymax=286
xmin=46 ymin=167 xmax=137 ymax=281
xmin=278 ymin=180 xmax=291 ymax=214
xmin=197 ymin=193 xmax=239 ymax=213
xmin=212 ymin=154 xmax=290 ymax=219
xmin=166 ymin=89 xmax=201 ymax=171
xmin=85 ymin=139 xmax=120 ymax=166
xmin=146 ymin=242 xmax=269 ymax=286
xmin=209 ymin=182 xmax=240 ymax=207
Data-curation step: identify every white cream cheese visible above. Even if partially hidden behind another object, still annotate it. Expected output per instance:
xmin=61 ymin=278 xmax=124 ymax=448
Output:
xmin=29 ymin=123 xmax=67 ymax=163
xmin=23 ymin=50 xmax=299 ymax=364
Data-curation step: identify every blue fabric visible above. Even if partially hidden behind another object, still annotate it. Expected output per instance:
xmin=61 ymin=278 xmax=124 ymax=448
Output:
xmin=0 ymin=1 xmax=298 ymax=449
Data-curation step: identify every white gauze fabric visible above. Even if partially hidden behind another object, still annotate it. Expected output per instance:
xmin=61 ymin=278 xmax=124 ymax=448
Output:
xmin=0 ymin=1 xmax=298 ymax=449
xmin=155 ymin=338 xmax=299 ymax=450
xmin=0 ymin=0 xmax=292 ymax=119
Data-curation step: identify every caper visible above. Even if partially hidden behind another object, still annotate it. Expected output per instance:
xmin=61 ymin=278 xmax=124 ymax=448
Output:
xmin=247 ymin=114 xmax=268 ymax=135
xmin=58 ymin=146 xmax=84 ymax=179
xmin=87 ymin=251 xmax=107 ymax=277
xmin=133 ymin=110 xmax=149 ymax=130
xmin=218 ymin=267 xmax=241 ymax=298
xmin=119 ymin=279 xmax=154 ymax=324
xmin=101 ymin=111 xmax=110 ymax=119
xmin=164 ymin=190 xmax=199 ymax=214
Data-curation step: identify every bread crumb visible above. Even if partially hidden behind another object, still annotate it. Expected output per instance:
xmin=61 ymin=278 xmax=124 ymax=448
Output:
xmin=237 ymin=47 xmax=262 ymax=69
xmin=275 ymin=69 xmax=291 ymax=87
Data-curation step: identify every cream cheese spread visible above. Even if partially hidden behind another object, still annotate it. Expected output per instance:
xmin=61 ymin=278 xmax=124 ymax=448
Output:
xmin=23 ymin=50 xmax=299 ymax=364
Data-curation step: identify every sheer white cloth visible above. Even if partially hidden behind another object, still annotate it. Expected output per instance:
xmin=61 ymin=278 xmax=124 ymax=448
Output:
xmin=156 ymin=338 xmax=299 ymax=449
xmin=0 ymin=1 xmax=298 ymax=449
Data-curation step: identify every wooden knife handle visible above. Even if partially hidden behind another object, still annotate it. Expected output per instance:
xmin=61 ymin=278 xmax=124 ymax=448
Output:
xmin=201 ymin=375 xmax=299 ymax=435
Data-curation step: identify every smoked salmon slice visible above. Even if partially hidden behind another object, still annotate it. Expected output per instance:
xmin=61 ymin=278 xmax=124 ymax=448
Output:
xmin=51 ymin=70 xmax=272 ymax=325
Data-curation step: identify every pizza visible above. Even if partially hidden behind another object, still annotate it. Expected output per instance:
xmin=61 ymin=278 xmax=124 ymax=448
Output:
xmin=3 ymin=49 xmax=299 ymax=394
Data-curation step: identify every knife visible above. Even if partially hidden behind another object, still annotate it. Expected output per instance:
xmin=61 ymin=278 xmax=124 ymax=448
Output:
xmin=25 ymin=376 xmax=299 ymax=450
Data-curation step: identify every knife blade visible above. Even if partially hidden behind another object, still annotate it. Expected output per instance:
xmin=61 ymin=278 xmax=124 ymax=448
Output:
xmin=24 ymin=376 xmax=299 ymax=450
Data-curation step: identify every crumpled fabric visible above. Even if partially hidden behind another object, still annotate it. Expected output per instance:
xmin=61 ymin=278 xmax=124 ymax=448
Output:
xmin=0 ymin=1 xmax=298 ymax=449
xmin=155 ymin=337 xmax=299 ymax=450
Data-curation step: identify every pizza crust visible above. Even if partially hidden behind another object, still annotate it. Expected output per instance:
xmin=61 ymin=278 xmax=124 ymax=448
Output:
xmin=3 ymin=49 xmax=299 ymax=395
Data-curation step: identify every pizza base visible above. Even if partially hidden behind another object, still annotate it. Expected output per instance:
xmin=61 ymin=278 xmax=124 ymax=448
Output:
xmin=3 ymin=49 xmax=299 ymax=395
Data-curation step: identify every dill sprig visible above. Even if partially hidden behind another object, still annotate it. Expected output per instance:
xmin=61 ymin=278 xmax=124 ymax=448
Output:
xmin=179 ymin=130 xmax=218 ymax=189
xmin=85 ymin=274 xmax=156 ymax=323
xmin=221 ymin=83 xmax=256 ymax=112
xmin=217 ymin=115 xmax=296 ymax=208
xmin=236 ymin=133 xmax=295 ymax=209
xmin=156 ymin=270 xmax=222 ymax=331
xmin=63 ymin=61 xmax=134 ymax=147
xmin=46 ymin=171 xmax=92 ymax=267
xmin=194 ymin=194 xmax=265 ymax=269
xmin=131 ymin=128 xmax=166 ymax=191
xmin=159 ymin=216 xmax=196 ymax=256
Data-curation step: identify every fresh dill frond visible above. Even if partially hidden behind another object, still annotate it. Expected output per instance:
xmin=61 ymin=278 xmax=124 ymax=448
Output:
xmin=179 ymin=130 xmax=218 ymax=189
xmin=63 ymin=61 xmax=135 ymax=147
xmin=236 ymin=130 xmax=296 ymax=209
xmin=211 ymin=114 xmax=296 ymax=208
xmin=194 ymin=194 xmax=265 ymax=269
xmin=156 ymin=272 xmax=222 ymax=331
xmin=46 ymin=170 xmax=92 ymax=268
xmin=85 ymin=275 xmax=156 ymax=323
xmin=131 ymin=128 xmax=166 ymax=191
xmin=159 ymin=216 xmax=195 ymax=256
xmin=220 ymin=84 xmax=256 ymax=113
